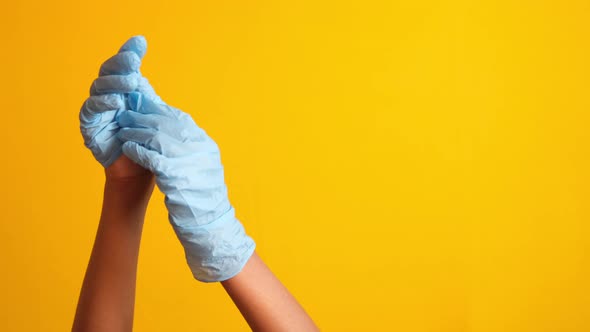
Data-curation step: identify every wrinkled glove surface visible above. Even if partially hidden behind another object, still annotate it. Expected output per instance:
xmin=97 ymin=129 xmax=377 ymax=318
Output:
xmin=80 ymin=36 xmax=161 ymax=167
xmin=118 ymin=92 xmax=256 ymax=282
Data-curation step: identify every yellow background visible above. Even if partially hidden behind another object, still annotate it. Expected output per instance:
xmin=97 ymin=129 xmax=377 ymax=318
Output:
xmin=1 ymin=0 xmax=589 ymax=331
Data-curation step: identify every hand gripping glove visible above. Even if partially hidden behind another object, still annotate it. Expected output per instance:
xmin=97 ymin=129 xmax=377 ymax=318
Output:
xmin=79 ymin=36 xmax=162 ymax=167
xmin=117 ymin=92 xmax=256 ymax=282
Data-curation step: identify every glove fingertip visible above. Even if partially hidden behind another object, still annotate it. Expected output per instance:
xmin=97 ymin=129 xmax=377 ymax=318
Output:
xmin=119 ymin=35 xmax=147 ymax=59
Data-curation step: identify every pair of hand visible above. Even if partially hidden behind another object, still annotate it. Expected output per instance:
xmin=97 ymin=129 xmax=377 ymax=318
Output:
xmin=79 ymin=36 xmax=255 ymax=282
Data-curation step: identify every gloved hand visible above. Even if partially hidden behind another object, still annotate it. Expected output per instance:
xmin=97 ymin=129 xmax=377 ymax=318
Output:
xmin=80 ymin=36 xmax=162 ymax=167
xmin=117 ymin=92 xmax=256 ymax=282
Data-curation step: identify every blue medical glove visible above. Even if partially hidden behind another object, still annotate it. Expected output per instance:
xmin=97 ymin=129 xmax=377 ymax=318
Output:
xmin=80 ymin=35 xmax=162 ymax=167
xmin=116 ymin=92 xmax=256 ymax=282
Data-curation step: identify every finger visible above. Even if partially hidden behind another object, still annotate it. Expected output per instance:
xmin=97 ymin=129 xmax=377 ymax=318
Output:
xmin=121 ymin=141 xmax=162 ymax=173
xmin=118 ymin=127 xmax=200 ymax=157
xmin=117 ymin=127 xmax=179 ymax=155
xmin=99 ymin=51 xmax=141 ymax=76
xmin=84 ymin=120 xmax=122 ymax=168
xmin=128 ymin=91 xmax=186 ymax=119
xmin=118 ymin=36 xmax=147 ymax=59
xmin=127 ymin=92 xmax=172 ymax=116
xmin=118 ymin=110 xmax=166 ymax=129
xmin=117 ymin=127 xmax=161 ymax=151
xmin=81 ymin=94 xmax=125 ymax=123
xmin=118 ymin=110 xmax=206 ymax=141
xmin=80 ymin=109 xmax=117 ymax=139
xmin=85 ymin=94 xmax=126 ymax=112
xmin=90 ymin=73 xmax=140 ymax=96
xmin=87 ymin=121 xmax=120 ymax=146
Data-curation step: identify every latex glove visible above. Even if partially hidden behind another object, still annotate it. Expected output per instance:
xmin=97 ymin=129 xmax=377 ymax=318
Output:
xmin=117 ymin=92 xmax=256 ymax=282
xmin=80 ymin=36 xmax=162 ymax=167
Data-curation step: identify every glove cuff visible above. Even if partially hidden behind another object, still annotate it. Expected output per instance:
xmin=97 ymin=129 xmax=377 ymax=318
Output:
xmin=172 ymin=207 xmax=256 ymax=282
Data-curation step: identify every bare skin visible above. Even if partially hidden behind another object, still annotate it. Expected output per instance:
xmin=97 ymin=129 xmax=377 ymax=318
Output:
xmin=73 ymin=156 xmax=318 ymax=331
xmin=72 ymin=156 xmax=154 ymax=332
xmin=222 ymin=252 xmax=319 ymax=332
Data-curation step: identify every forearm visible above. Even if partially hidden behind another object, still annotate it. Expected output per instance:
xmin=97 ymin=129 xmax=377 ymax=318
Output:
xmin=73 ymin=174 xmax=154 ymax=332
xmin=221 ymin=252 xmax=319 ymax=332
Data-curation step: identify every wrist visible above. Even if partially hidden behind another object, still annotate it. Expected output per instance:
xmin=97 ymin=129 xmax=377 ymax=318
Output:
xmin=101 ymin=175 xmax=155 ymax=226
xmin=104 ymin=175 xmax=155 ymax=202
xmin=105 ymin=171 xmax=154 ymax=187
xmin=105 ymin=155 xmax=153 ymax=181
